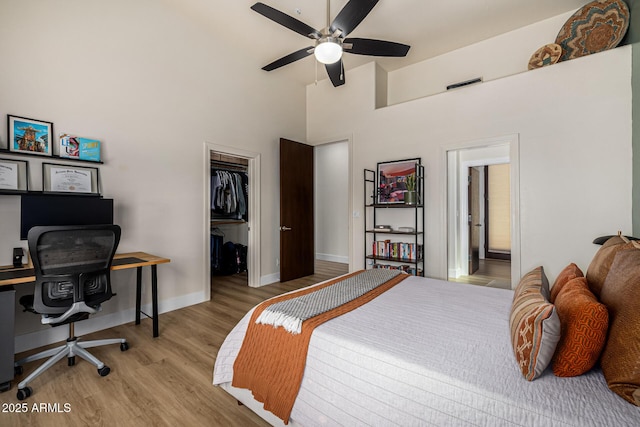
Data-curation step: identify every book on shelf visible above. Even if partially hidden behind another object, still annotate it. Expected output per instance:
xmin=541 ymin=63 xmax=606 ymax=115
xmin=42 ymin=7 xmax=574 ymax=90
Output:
xmin=59 ymin=134 xmax=101 ymax=161
xmin=372 ymin=240 xmax=423 ymax=261
xmin=371 ymin=263 xmax=422 ymax=276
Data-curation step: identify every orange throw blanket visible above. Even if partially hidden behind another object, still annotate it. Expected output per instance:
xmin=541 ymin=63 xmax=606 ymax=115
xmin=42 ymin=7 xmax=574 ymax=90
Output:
xmin=232 ymin=270 xmax=409 ymax=424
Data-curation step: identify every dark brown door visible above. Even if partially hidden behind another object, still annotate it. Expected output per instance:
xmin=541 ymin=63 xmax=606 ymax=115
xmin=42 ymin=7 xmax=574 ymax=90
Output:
xmin=468 ymin=167 xmax=481 ymax=274
xmin=280 ymin=138 xmax=314 ymax=282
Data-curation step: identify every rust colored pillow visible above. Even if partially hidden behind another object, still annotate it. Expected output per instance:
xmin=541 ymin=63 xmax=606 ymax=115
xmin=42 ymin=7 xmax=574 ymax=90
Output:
xmin=509 ymin=267 xmax=561 ymax=381
xmin=586 ymin=236 xmax=634 ymax=298
xmin=550 ymin=263 xmax=583 ymax=303
xmin=552 ymin=277 xmax=608 ymax=377
xmin=600 ymin=248 xmax=640 ymax=406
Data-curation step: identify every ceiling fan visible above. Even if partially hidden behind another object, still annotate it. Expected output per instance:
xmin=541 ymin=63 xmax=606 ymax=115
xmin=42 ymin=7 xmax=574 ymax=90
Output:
xmin=251 ymin=0 xmax=410 ymax=87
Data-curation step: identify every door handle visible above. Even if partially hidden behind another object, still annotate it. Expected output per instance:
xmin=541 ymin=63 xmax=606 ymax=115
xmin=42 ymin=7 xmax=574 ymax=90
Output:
xmin=474 ymin=224 xmax=482 ymax=227
xmin=280 ymin=226 xmax=292 ymax=231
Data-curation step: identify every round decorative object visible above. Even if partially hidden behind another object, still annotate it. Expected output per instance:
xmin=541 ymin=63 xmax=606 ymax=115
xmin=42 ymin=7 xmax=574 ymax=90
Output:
xmin=528 ymin=43 xmax=563 ymax=70
xmin=555 ymin=0 xmax=630 ymax=62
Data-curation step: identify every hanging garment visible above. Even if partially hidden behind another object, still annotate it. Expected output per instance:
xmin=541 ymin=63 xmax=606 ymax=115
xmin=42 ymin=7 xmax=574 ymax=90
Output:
xmin=211 ymin=169 xmax=249 ymax=220
xmin=211 ymin=233 xmax=224 ymax=274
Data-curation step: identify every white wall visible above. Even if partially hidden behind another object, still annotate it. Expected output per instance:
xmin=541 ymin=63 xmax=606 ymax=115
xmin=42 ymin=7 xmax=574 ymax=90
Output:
xmin=0 ymin=0 xmax=306 ymax=351
xmin=308 ymin=45 xmax=633 ymax=285
xmin=315 ymin=141 xmax=349 ymax=263
xmin=388 ymin=10 xmax=576 ymax=105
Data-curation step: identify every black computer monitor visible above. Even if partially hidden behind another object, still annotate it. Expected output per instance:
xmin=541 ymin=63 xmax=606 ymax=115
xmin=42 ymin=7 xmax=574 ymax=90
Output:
xmin=20 ymin=195 xmax=114 ymax=240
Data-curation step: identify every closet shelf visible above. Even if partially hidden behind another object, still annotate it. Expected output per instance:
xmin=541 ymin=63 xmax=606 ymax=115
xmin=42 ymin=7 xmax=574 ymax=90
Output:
xmin=211 ymin=219 xmax=246 ymax=226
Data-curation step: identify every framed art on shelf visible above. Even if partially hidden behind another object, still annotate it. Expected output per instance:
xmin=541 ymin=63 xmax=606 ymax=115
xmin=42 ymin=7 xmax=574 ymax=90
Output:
xmin=8 ymin=115 xmax=54 ymax=156
xmin=377 ymin=158 xmax=421 ymax=204
xmin=42 ymin=163 xmax=99 ymax=195
xmin=0 ymin=158 xmax=29 ymax=192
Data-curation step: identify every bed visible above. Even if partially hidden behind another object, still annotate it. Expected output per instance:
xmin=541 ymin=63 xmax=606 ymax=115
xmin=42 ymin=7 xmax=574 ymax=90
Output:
xmin=213 ymin=257 xmax=640 ymax=426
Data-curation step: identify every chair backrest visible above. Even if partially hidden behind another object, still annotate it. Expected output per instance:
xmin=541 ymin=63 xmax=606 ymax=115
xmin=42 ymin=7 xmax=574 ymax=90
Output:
xmin=28 ymin=224 xmax=121 ymax=317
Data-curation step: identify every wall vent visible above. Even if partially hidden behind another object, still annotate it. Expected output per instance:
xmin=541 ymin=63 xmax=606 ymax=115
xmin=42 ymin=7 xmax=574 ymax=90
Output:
xmin=446 ymin=77 xmax=482 ymax=91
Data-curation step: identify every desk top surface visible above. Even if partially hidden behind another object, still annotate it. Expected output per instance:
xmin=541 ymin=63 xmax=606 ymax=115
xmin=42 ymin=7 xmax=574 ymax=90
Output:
xmin=0 ymin=251 xmax=170 ymax=287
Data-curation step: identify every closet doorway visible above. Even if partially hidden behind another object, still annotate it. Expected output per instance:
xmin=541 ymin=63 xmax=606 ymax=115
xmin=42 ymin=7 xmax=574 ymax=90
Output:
xmin=205 ymin=143 xmax=260 ymax=291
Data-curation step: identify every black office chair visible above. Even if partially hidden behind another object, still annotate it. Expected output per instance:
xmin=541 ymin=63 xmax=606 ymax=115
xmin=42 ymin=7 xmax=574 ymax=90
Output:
xmin=14 ymin=224 xmax=129 ymax=400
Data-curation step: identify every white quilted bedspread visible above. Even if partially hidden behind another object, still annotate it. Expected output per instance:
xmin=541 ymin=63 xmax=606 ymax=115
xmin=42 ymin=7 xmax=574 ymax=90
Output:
xmin=213 ymin=275 xmax=640 ymax=426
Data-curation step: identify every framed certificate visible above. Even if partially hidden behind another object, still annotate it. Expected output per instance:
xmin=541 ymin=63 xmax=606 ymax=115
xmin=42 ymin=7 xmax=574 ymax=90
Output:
xmin=0 ymin=158 xmax=29 ymax=192
xmin=42 ymin=163 xmax=99 ymax=195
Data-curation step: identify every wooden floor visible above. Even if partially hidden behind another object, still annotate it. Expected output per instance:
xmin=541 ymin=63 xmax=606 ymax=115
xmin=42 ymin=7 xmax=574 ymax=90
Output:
xmin=449 ymin=258 xmax=511 ymax=289
xmin=0 ymin=260 xmax=348 ymax=427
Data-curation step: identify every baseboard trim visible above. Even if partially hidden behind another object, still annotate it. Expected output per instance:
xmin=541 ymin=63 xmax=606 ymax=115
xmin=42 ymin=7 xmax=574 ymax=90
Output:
xmin=316 ymin=253 xmax=349 ymax=264
xmin=14 ymin=290 xmax=207 ymax=353
xmin=259 ymin=272 xmax=280 ymax=287
xmin=448 ymin=268 xmax=463 ymax=279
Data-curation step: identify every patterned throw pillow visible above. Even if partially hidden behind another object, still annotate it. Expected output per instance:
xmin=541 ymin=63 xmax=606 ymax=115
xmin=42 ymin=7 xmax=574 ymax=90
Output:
xmin=550 ymin=263 xmax=583 ymax=303
xmin=509 ymin=267 xmax=561 ymax=381
xmin=600 ymin=247 xmax=640 ymax=406
xmin=586 ymin=236 xmax=634 ymax=298
xmin=552 ymin=277 xmax=608 ymax=377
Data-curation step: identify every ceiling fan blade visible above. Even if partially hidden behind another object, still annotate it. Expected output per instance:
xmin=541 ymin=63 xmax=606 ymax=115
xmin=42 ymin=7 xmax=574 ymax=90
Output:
xmin=330 ymin=0 xmax=379 ymax=37
xmin=343 ymin=38 xmax=410 ymax=57
xmin=251 ymin=3 xmax=321 ymax=39
xmin=325 ymin=60 xmax=345 ymax=87
xmin=262 ymin=47 xmax=314 ymax=71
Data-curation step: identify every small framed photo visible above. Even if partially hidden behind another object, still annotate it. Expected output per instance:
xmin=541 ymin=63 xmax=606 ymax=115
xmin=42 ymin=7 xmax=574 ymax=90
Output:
xmin=8 ymin=115 xmax=53 ymax=156
xmin=0 ymin=158 xmax=29 ymax=192
xmin=42 ymin=163 xmax=100 ymax=195
xmin=377 ymin=158 xmax=421 ymax=204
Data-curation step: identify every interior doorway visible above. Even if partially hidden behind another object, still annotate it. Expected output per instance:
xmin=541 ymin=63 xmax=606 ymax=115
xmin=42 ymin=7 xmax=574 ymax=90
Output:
xmin=314 ymin=140 xmax=349 ymax=265
xmin=204 ymin=143 xmax=260 ymax=294
xmin=446 ymin=136 xmax=520 ymax=289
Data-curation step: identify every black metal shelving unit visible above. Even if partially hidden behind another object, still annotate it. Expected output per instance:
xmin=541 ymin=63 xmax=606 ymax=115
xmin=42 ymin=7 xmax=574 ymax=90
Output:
xmin=364 ymin=165 xmax=425 ymax=276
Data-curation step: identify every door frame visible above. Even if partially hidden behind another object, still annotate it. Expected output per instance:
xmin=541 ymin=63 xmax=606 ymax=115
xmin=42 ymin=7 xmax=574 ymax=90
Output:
xmin=203 ymin=142 xmax=261 ymax=294
xmin=307 ymin=134 xmax=354 ymax=272
xmin=442 ymin=134 xmax=521 ymax=287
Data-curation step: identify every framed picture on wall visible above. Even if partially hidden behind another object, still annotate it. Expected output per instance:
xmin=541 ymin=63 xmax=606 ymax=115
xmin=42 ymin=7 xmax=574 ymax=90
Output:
xmin=42 ymin=163 xmax=100 ymax=195
xmin=377 ymin=158 xmax=421 ymax=204
xmin=8 ymin=115 xmax=53 ymax=156
xmin=0 ymin=158 xmax=29 ymax=192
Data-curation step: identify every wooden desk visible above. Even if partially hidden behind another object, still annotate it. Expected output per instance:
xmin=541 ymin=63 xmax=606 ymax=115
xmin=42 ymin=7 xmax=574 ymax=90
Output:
xmin=0 ymin=252 xmax=170 ymax=338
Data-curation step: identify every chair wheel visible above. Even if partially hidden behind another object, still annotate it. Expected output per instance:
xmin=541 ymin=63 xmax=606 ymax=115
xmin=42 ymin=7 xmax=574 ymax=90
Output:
xmin=120 ymin=342 xmax=129 ymax=351
xmin=68 ymin=356 xmax=76 ymax=366
xmin=14 ymin=365 xmax=23 ymax=376
xmin=17 ymin=387 xmax=32 ymax=400
xmin=98 ymin=366 xmax=110 ymax=377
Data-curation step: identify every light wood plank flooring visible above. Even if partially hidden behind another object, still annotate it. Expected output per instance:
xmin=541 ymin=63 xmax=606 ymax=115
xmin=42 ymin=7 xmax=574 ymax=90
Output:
xmin=0 ymin=260 xmax=348 ymax=427
xmin=449 ymin=259 xmax=511 ymax=289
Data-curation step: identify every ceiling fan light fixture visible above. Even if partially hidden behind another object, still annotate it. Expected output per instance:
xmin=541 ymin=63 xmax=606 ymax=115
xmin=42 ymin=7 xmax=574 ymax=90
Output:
xmin=314 ymin=37 xmax=343 ymax=64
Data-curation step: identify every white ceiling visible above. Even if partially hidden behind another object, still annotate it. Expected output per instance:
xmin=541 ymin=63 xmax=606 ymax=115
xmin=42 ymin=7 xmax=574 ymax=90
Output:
xmin=168 ymin=0 xmax=589 ymax=86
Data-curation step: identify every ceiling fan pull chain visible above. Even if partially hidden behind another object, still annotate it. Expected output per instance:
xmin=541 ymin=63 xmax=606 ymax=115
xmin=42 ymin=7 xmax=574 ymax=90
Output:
xmin=315 ymin=59 xmax=318 ymax=85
